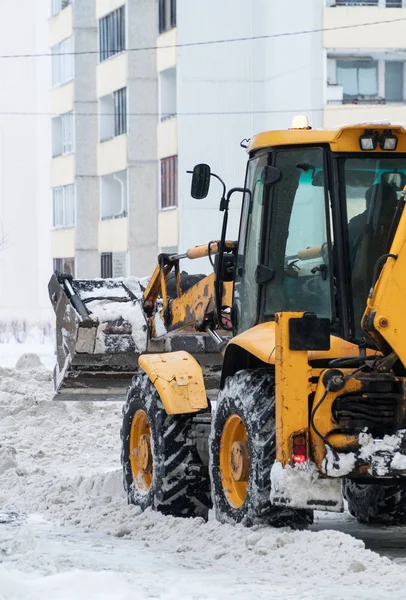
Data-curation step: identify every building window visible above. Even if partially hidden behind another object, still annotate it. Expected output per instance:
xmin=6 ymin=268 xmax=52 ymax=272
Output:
xmin=99 ymin=6 xmax=126 ymax=63
xmin=100 ymin=252 xmax=127 ymax=278
xmin=161 ymin=156 xmax=177 ymax=209
xmin=385 ymin=61 xmax=404 ymax=101
xmin=51 ymin=0 xmax=72 ymax=17
xmin=52 ymin=112 xmax=74 ymax=157
xmin=52 ymin=37 xmax=74 ymax=87
xmin=159 ymin=68 xmax=176 ymax=121
xmin=101 ymin=253 xmax=113 ymax=278
xmin=337 ymin=60 xmax=378 ymax=102
xmin=99 ymin=88 xmax=127 ymax=142
xmin=100 ymin=170 xmax=128 ymax=220
xmin=53 ymin=257 xmax=75 ymax=276
xmin=159 ymin=0 xmax=176 ymax=34
xmin=53 ymin=184 xmax=75 ymax=228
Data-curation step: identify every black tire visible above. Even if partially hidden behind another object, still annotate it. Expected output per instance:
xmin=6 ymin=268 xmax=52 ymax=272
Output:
xmin=121 ymin=373 xmax=211 ymax=519
xmin=343 ymin=480 xmax=406 ymax=525
xmin=209 ymin=369 xmax=313 ymax=528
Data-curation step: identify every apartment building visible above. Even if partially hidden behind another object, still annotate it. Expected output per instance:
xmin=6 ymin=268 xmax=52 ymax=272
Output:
xmin=158 ymin=0 xmax=325 ymax=273
xmin=0 ymin=0 xmax=51 ymax=321
xmin=49 ymin=0 xmax=158 ymax=279
xmin=49 ymin=0 xmax=406 ymax=281
xmin=324 ymin=0 xmax=406 ymax=127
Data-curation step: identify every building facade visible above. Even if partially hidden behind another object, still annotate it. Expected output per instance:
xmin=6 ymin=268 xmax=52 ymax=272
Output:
xmin=324 ymin=0 xmax=406 ymax=127
xmin=49 ymin=0 xmax=158 ymax=279
xmin=0 ymin=0 xmax=51 ymax=321
xmin=49 ymin=0 xmax=406 ymax=280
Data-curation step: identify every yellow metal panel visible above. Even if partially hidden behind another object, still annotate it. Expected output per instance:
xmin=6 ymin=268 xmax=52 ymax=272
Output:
xmin=149 ymin=273 xmax=232 ymax=338
xmin=310 ymin=371 xmax=361 ymax=471
xmin=228 ymin=321 xmax=375 ymax=366
xmin=274 ymin=312 xmax=312 ymax=465
xmin=139 ymin=351 xmax=208 ymax=415
xmin=362 ymin=206 xmax=406 ymax=367
xmin=248 ymin=124 xmax=406 ymax=154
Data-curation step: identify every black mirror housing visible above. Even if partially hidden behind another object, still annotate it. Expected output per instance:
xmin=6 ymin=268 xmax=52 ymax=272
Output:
xmin=191 ymin=164 xmax=211 ymax=199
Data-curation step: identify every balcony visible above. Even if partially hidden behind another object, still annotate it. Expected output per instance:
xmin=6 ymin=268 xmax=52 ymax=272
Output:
xmin=49 ymin=1 xmax=73 ymax=47
xmin=324 ymin=102 xmax=406 ymax=128
xmin=326 ymin=1 xmax=405 ymax=6
xmin=324 ymin=3 xmax=406 ymax=48
xmin=326 ymin=84 xmax=388 ymax=104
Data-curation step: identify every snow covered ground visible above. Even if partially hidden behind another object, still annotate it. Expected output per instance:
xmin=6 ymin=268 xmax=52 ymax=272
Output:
xmin=1 ymin=341 xmax=406 ymax=599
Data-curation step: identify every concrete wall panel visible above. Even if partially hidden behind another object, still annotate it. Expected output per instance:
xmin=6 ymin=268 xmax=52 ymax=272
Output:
xmin=98 ymin=136 xmax=128 ymax=175
xmin=49 ymin=5 xmax=74 ymax=47
xmin=98 ymin=217 xmax=129 ymax=252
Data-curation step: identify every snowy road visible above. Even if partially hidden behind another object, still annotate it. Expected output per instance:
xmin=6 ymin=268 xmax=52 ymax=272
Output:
xmin=2 ymin=347 xmax=406 ymax=599
xmin=312 ymin=514 xmax=406 ymax=564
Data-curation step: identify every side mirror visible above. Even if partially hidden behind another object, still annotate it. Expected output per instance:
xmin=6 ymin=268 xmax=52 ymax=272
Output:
xmin=191 ymin=164 xmax=211 ymax=199
xmin=381 ymin=172 xmax=406 ymax=191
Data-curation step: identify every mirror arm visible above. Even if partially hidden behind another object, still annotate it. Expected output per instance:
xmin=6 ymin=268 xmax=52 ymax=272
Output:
xmin=211 ymin=172 xmax=226 ymax=207
xmin=215 ymin=187 xmax=249 ymax=331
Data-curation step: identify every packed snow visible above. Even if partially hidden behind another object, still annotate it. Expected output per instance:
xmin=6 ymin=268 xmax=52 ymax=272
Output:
xmin=1 ymin=340 xmax=406 ymax=599
xmin=323 ymin=429 xmax=406 ymax=478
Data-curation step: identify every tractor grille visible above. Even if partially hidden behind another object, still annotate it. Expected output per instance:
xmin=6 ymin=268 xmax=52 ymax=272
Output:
xmin=332 ymin=376 xmax=404 ymax=437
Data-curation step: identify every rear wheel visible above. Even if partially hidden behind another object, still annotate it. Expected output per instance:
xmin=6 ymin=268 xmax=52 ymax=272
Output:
xmin=343 ymin=480 xmax=406 ymax=525
xmin=209 ymin=369 xmax=313 ymax=527
xmin=121 ymin=373 xmax=211 ymax=518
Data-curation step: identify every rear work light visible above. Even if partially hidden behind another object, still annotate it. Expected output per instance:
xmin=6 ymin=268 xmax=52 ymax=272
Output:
xmin=380 ymin=131 xmax=398 ymax=151
xmin=359 ymin=131 xmax=378 ymax=151
xmin=359 ymin=129 xmax=398 ymax=151
xmin=292 ymin=433 xmax=307 ymax=465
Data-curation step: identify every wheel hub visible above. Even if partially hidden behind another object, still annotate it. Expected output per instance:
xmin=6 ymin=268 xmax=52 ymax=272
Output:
xmin=129 ymin=409 xmax=153 ymax=492
xmin=230 ymin=441 xmax=249 ymax=482
xmin=219 ymin=414 xmax=250 ymax=508
xmin=138 ymin=433 xmax=152 ymax=473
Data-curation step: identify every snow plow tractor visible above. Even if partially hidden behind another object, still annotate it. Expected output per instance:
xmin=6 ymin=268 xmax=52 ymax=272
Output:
xmin=50 ymin=118 xmax=406 ymax=528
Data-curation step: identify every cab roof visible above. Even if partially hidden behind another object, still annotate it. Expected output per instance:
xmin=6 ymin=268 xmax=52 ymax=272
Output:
xmin=248 ymin=122 xmax=406 ymax=154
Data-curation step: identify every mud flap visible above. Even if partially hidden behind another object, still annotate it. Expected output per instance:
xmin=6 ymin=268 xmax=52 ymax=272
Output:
xmin=270 ymin=461 xmax=343 ymax=512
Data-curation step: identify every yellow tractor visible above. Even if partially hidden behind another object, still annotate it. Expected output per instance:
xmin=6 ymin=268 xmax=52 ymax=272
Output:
xmin=49 ymin=118 xmax=406 ymax=527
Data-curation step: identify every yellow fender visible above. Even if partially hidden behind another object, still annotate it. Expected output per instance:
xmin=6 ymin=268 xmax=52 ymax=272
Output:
xmin=138 ymin=351 xmax=208 ymax=415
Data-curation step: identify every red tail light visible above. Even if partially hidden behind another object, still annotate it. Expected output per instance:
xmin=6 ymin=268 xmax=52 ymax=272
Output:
xmin=292 ymin=434 xmax=307 ymax=465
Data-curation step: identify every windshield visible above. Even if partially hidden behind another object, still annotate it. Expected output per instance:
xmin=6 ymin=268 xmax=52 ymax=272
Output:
xmin=344 ymin=156 xmax=405 ymax=338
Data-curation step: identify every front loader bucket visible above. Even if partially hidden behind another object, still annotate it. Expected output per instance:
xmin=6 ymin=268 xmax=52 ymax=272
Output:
xmin=48 ymin=273 xmax=149 ymax=401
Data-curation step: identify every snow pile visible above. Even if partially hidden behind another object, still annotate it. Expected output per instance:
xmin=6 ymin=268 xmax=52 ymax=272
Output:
xmin=1 ymin=362 xmax=406 ymax=598
xmin=87 ymin=299 xmax=148 ymax=354
xmin=323 ymin=429 xmax=406 ymax=478
xmin=0 ymin=326 xmax=55 ymax=370
xmin=75 ymin=277 xmax=151 ymax=354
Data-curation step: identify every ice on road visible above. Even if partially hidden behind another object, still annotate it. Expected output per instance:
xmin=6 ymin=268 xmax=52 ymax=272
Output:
xmin=1 ymin=344 xmax=406 ymax=599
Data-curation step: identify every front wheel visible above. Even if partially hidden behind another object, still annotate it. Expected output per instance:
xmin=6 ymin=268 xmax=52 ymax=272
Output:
xmin=121 ymin=373 xmax=211 ymax=519
xmin=209 ymin=369 xmax=313 ymax=528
